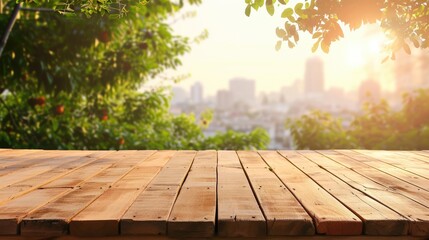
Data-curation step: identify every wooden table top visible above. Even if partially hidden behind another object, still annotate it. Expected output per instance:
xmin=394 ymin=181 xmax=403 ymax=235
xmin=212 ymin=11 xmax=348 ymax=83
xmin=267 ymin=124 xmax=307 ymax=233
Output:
xmin=0 ymin=149 xmax=428 ymax=239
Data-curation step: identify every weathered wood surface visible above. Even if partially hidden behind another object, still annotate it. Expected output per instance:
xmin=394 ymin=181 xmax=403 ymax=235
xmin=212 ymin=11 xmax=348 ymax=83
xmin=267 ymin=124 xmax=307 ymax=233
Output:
xmin=0 ymin=149 xmax=428 ymax=238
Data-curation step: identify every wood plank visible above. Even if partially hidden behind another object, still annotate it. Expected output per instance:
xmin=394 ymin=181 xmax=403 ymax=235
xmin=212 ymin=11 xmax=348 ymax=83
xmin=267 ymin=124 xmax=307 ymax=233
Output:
xmin=300 ymin=150 xmax=429 ymax=237
xmin=120 ymin=151 xmax=196 ymax=236
xmin=320 ymin=150 xmax=429 ymax=208
xmin=167 ymin=150 xmax=217 ymax=237
xmin=237 ymin=151 xmax=315 ymax=236
xmin=392 ymin=151 xmax=429 ymax=164
xmin=260 ymin=151 xmax=361 ymax=235
xmin=20 ymin=151 xmax=156 ymax=237
xmin=0 ymin=234 xmax=427 ymax=240
xmin=217 ymin=151 xmax=266 ymax=237
xmin=0 ymin=151 xmax=91 ymax=190
xmin=69 ymin=151 xmax=176 ymax=237
xmin=0 ymin=151 xmax=111 ymax=204
xmin=282 ymin=151 xmax=407 ymax=235
xmin=0 ymin=151 xmax=127 ymax=235
xmin=336 ymin=150 xmax=429 ymax=191
xmin=0 ymin=151 xmax=123 ymax=235
xmin=0 ymin=150 xmax=43 ymax=166
xmin=0 ymin=151 xmax=68 ymax=175
xmin=0 ymin=150 xmax=85 ymax=172
xmin=413 ymin=151 xmax=429 ymax=162
xmin=355 ymin=150 xmax=429 ymax=180
xmin=0 ymin=188 xmax=70 ymax=235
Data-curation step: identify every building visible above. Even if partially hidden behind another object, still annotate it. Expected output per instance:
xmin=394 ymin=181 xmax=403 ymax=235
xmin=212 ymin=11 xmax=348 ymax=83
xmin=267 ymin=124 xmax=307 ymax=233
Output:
xmin=216 ymin=89 xmax=231 ymax=109
xmin=304 ymin=57 xmax=324 ymax=96
xmin=280 ymin=79 xmax=302 ymax=103
xmin=229 ymin=78 xmax=256 ymax=106
xmin=190 ymin=82 xmax=203 ymax=104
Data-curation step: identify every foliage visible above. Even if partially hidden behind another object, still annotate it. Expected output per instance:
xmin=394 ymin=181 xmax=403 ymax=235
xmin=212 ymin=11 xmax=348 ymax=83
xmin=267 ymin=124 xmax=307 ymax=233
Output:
xmin=287 ymin=88 xmax=429 ymax=150
xmin=244 ymin=0 xmax=428 ymax=57
xmin=202 ymin=128 xmax=270 ymax=150
xmin=286 ymin=110 xmax=356 ymax=149
xmin=0 ymin=1 xmax=269 ymax=150
xmin=14 ymin=0 xmax=201 ymax=17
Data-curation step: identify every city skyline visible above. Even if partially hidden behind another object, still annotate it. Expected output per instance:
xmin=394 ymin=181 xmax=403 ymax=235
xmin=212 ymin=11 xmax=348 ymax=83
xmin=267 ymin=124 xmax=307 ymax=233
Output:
xmin=165 ymin=0 xmax=416 ymax=96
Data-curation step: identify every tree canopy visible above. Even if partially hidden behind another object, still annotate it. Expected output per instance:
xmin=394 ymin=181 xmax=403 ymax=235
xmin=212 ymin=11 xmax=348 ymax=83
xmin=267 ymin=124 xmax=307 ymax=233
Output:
xmin=0 ymin=0 xmax=270 ymax=150
xmin=244 ymin=0 xmax=428 ymax=58
xmin=287 ymin=88 xmax=429 ymax=150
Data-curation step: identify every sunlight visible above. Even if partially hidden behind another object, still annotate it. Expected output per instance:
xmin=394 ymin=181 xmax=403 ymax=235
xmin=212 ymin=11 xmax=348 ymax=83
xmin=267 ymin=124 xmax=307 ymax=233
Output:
xmin=347 ymin=47 xmax=366 ymax=67
xmin=369 ymin=37 xmax=383 ymax=54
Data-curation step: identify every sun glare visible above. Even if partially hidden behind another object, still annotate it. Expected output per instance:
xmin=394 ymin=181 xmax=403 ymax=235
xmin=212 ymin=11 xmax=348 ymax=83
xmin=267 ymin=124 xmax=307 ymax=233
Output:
xmin=347 ymin=47 xmax=366 ymax=67
xmin=369 ymin=38 xmax=383 ymax=54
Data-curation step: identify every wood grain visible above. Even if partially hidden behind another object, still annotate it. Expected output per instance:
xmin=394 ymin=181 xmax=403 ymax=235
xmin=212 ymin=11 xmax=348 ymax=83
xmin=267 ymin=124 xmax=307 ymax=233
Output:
xmin=238 ymin=151 xmax=315 ymax=236
xmin=20 ymin=151 xmax=155 ymax=237
xmin=264 ymin=151 xmax=361 ymax=235
xmin=286 ymin=151 xmax=407 ymax=235
xmin=217 ymin=151 xmax=266 ymax=237
xmin=0 ymin=151 xmax=111 ymax=204
xmin=335 ymin=150 xmax=429 ymax=191
xmin=69 ymin=151 xmax=175 ymax=237
xmin=120 ymin=151 xmax=196 ymax=236
xmin=321 ymin=150 xmax=429 ymax=208
xmin=302 ymin=150 xmax=429 ymax=237
xmin=167 ymin=150 xmax=217 ymax=237
xmin=355 ymin=150 xmax=429 ymax=180
xmin=0 ymin=149 xmax=427 ymax=238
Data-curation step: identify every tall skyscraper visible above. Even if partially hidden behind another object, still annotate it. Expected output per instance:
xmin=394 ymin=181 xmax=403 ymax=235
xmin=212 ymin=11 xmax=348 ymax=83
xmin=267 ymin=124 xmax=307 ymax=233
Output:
xmin=304 ymin=57 xmax=324 ymax=95
xmin=190 ymin=82 xmax=203 ymax=104
xmin=229 ymin=78 xmax=255 ymax=105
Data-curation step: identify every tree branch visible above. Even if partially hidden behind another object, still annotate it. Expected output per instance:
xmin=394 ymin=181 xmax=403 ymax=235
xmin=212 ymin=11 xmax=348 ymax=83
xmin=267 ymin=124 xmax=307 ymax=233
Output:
xmin=0 ymin=2 xmax=22 ymax=58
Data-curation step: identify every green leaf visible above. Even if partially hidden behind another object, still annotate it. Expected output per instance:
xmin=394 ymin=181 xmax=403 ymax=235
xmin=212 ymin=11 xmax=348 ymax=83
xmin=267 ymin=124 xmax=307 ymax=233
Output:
xmin=245 ymin=4 xmax=251 ymax=16
xmin=52 ymin=119 xmax=59 ymax=131
xmin=287 ymin=15 xmax=296 ymax=22
xmin=281 ymin=8 xmax=293 ymax=18
xmin=275 ymin=40 xmax=282 ymax=51
xmin=294 ymin=3 xmax=303 ymax=15
xmin=276 ymin=28 xmax=286 ymax=38
xmin=255 ymin=0 xmax=264 ymax=7
xmin=252 ymin=3 xmax=260 ymax=10
xmin=278 ymin=0 xmax=289 ymax=4
xmin=245 ymin=0 xmax=251 ymax=3
xmin=266 ymin=0 xmax=274 ymax=16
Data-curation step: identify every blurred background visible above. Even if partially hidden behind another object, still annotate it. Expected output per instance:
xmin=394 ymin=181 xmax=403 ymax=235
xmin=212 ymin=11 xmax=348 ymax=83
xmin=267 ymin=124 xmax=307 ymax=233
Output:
xmin=1 ymin=0 xmax=428 ymax=150
xmin=167 ymin=0 xmax=429 ymax=149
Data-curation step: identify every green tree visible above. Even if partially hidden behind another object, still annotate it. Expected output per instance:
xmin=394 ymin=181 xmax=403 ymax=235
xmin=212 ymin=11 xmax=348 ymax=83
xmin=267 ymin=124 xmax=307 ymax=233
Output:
xmin=0 ymin=1 xmax=270 ymax=150
xmin=244 ymin=0 xmax=428 ymax=57
xmin=286 ymin=110 xmax=356 ymax=149
xmin=287 ymin=88 xmax=429 ymax=150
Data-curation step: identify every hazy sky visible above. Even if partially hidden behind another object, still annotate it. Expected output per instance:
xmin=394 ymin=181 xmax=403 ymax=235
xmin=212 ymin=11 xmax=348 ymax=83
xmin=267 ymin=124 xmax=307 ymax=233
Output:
xmin=167 ymin=0 xmax=397 ymax=96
